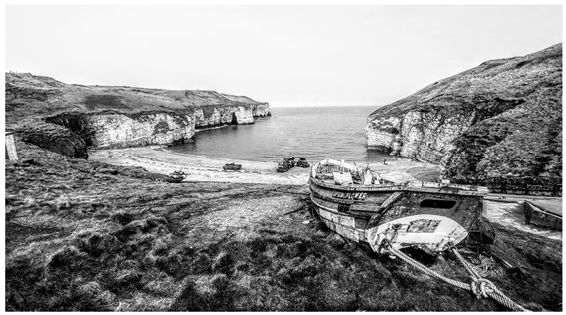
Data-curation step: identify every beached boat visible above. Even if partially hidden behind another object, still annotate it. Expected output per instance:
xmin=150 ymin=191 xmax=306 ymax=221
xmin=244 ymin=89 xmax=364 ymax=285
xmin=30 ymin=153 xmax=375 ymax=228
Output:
xmin=166 ymin=170 xmax=187 ymax=183
xmin=223 ymin=163 xmax=242 ymax=171
xmin=276 ymin=157 xmax=296 ymax=173
xmin=296 ymin=157 xmax=310 ymax=168
xmin=309 ymin=158 xmax=491 ymax=254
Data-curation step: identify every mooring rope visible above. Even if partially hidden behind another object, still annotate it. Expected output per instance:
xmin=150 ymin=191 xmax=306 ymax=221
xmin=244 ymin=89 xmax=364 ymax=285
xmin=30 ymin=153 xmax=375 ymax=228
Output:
xmin=449 ymin=245 xmax=529 ymax=312
xmin=383 ymin=241 xmax=529 ymax=312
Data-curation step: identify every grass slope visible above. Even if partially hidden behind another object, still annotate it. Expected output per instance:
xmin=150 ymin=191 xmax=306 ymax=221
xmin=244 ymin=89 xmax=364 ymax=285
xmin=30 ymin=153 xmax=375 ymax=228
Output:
xmin=5 ymin=140 xmax=562 ymax=311
xmin=368 ymin=43 xmax=562 ymax=181
xmin=5 ymin=72 xmax=267 ymax=125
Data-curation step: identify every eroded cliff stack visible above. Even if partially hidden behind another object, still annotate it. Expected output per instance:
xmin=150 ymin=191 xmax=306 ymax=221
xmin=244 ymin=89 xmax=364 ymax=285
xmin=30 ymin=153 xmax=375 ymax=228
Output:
xmin=367 ymin=44 xmax=562 ymax=183
xmin=6 ymin=73 xmax=271 ymax=158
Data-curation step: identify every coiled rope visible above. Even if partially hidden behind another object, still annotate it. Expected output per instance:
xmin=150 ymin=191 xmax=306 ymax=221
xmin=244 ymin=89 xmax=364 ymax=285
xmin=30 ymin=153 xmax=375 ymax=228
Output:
xmin=383 ymin=241 xmax=528 ymax=312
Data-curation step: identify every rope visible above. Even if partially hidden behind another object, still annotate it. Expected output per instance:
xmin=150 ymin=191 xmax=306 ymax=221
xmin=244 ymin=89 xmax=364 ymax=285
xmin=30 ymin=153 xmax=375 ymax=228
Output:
xmin=386 ymin=245 xmax=470 ymax=291
xmin=384 ymin=242 xmax=529 ymax=312
xmin=450 ymin=246 xmax=529 ymax=312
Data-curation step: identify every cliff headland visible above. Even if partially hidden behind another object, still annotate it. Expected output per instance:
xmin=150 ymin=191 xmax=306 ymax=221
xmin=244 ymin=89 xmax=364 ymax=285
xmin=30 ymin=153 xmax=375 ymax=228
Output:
xmin=4 ymin=64 xmax=562 ymax=312
xmin=6 ymin=72 xmax=271 ymax=158
xmin=366 ymin=44 xmax=562 ymax=185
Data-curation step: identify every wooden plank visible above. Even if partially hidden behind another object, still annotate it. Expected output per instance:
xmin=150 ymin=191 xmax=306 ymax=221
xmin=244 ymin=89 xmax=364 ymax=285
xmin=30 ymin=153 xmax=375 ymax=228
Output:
xmin=311 ymin=180 xmax=395 ymax=206
xmin=310 ymin=195 xmax=368 ymax=219
xmin=314 ymin=205 xmax=365 ymax=242
xmin=349 ymin=203 xmax=383 ymax=213
xmin=318 ymin=207 xmax=355 ymax=226
xmin=380 ymin=191 xmax=403 ymax=209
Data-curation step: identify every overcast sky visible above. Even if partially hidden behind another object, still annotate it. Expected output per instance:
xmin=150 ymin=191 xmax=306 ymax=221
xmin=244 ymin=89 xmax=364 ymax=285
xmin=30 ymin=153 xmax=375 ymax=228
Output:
xmin=5 ymin=5 xmax=562 ymax=107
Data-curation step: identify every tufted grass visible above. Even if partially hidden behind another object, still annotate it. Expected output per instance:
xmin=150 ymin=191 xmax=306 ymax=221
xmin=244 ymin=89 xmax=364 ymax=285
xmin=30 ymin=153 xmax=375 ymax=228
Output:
xmin=5 ymin=141 xmax=562 ymax=311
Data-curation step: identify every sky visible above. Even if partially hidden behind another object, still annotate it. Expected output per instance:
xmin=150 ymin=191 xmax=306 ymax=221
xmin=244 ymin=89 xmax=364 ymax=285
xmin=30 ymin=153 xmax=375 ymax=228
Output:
xmin=5 ymin=5 xmax=562 ymax=107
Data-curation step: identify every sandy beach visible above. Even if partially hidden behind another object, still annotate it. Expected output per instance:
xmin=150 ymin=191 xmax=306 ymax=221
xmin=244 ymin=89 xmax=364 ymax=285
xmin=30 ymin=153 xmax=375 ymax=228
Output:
xmin=89 ymin=146 xmax=443 ymax=185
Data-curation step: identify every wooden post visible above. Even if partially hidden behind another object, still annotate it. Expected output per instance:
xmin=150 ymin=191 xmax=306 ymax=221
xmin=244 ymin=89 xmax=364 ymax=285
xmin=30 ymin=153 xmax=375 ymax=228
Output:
xmin=5 ymin=132 xmax=18 ymax=161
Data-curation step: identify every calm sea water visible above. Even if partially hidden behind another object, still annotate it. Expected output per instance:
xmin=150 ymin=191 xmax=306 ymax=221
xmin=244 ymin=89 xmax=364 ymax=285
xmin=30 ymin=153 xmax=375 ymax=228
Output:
xmin=168 ymin=106 xmax=388 ymax=163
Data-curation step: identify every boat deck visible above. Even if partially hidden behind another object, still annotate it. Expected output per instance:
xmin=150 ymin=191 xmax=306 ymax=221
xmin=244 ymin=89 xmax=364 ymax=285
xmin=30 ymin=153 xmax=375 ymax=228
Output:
xmin=312 ymin=175 xmax=488 ymax=196
xmin=311 ymin=158 xmax=488 ymax=196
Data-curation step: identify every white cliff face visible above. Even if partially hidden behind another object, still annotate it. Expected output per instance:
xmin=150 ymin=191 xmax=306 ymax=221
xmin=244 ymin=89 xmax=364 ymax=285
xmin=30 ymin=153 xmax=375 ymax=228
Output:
xmin=251 ymin=104 xmax=271 ymax=117
xmin=193 ymin=107 xmax=221 ymax=128
xmin=6 ymin=71 xmax=274 ymax=155
xmin=194 ymin=104 xmax=270 ymax=128
xmin=234 ymin=106 xmax=254 ymax=124
xmin=400 ymin=111 xmax=474 ymax=164
xmin=87 ymin=113 xmax=195 ymax=148
xmin=366 ymin=116 xmax=402 ymax=152
xmin=45 ymin=103 xmax=272 ymax=150
xmin=367 ymin=44 xmax=562 ymax=181
xmin=367 ymin=110 xmax=475 ymax=165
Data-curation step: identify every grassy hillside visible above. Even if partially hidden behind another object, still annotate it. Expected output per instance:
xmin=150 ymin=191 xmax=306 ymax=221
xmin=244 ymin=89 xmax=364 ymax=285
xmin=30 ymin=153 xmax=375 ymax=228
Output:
xmin=368 ymin=44 xmax=562 ymax=182
xmin=5 ymin=139 xmax=562 ymax=311
xmin=5 ymin=72 xmax=268 ymax=125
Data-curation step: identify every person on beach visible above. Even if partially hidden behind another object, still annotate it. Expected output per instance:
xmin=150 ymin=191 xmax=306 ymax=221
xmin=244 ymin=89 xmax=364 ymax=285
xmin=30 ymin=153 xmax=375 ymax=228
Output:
xmin=383 ymin=159 xmax=387 ymax=165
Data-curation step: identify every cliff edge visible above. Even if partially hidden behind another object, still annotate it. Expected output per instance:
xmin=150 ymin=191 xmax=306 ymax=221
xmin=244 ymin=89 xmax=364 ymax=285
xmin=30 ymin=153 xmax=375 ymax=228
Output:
xmin=366 ymin=44 xmax=562 ymax=183
xmin=6 ymin=73 xmax=271 ymax=157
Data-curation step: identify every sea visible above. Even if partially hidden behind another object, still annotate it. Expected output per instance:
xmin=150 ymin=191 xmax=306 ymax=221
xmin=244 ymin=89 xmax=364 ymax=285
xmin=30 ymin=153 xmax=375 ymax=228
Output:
xmin=168 ymin=106 xmax=389 ymax=163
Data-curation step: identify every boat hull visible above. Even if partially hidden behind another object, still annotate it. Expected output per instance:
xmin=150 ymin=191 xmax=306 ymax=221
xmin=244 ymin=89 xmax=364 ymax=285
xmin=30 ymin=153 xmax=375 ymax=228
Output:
xmin=309 ymin=176 xmax=485 ymax=252
xmin=166 ymin=177 xmax=185 ymax=183
xmin=223 ymin=164 xmax=242 ymax=171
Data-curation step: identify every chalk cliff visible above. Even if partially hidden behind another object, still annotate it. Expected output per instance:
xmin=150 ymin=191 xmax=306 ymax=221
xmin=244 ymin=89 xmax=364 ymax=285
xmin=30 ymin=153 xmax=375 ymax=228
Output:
xmin=6 ymin=73 xmax=271 ymax=157
xmin=367 ymin=44 xmax=562 ymax=181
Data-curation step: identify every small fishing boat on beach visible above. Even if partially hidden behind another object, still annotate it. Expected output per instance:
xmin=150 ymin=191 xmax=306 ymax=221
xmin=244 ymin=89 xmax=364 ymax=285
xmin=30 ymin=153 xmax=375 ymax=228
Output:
xmin=296 ymin=157 xmax=310 ymax=168
xmin=276 ymin=156 xmax=296 ymax=173
xmin=223 ymin=163 xmax=242 ymax=171
xmin=166 ymin=170 xmax=187 ymax=183
xmin=309 ymin=158 xmax=492 ymax=254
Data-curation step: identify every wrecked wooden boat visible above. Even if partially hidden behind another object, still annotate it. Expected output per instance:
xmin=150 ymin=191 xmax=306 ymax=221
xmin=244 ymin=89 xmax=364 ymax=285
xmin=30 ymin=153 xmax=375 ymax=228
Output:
xmin=309 ymin=158 xmax=491 ymax=254
xmin=166 ymin=170 xmax=187 ymax=183
xmin=223 ymin=163 xmax=242 ymax=171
